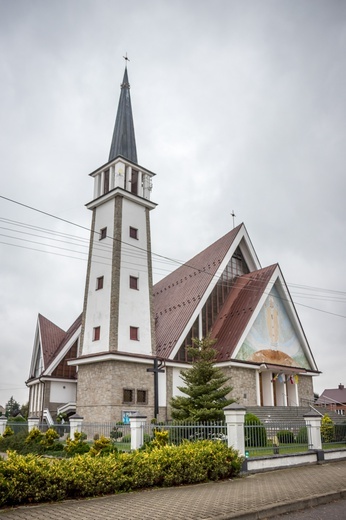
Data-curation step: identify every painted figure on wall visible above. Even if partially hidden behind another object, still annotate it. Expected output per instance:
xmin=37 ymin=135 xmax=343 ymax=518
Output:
xmin=236 ymin=285 xmax=312 ymax=369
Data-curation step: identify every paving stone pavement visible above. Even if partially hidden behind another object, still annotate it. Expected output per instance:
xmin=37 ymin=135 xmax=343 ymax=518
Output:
xmin=0 ymin=460 xmax=346 ymax=520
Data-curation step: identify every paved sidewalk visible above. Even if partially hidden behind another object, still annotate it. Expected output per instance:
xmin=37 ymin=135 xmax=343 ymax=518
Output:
xmin=0 ymin=460 xmax=346 ymax=520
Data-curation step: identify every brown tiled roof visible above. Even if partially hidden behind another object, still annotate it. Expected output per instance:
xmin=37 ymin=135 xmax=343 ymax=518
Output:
xmin=210 ymin=264 xmax=278 ymax=361
xmin=38 ymin=314 xmax=66 ymax=368
xmin=38 ymin=313 xmax=82 ymax=372
xmin=316 ymin=387 xmax=346 ymax=406
xmin=48 ymin=313 xmax=82 ymax=367
xmin=153 ymin=225 xmax=242 ymax=358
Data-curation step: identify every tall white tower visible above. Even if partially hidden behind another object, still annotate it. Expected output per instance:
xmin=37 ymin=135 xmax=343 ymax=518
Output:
xmin=80 ymin=67 xmax=157 ymax=360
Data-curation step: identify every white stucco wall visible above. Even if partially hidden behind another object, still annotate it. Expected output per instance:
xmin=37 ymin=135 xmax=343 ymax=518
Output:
xmin=83 ymin=199 xmax=114 ymax=355
xmin=172 ymin=367 xmax=187 ymax=397
xmin=50 ymin=381 xmax=76 ymax=403
xmin=117 ymin=198 xmax=152 ymax=355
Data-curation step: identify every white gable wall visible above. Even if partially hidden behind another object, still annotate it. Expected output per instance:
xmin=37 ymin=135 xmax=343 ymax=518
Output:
xmin=50 ymin=381 xmax=76 ymax=403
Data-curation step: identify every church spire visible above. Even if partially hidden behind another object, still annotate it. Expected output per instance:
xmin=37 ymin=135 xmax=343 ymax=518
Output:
xmin=108 ymin=67 xmax=138 ymax=164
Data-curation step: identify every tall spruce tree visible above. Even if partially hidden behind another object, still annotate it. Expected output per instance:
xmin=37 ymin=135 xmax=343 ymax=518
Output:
xmin=170 ymin=336 xmax=234 ymax=422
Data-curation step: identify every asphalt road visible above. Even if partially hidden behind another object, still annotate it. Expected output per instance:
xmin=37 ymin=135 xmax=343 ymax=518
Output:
xmin=268 ymin=497 xmax=346 ymax=519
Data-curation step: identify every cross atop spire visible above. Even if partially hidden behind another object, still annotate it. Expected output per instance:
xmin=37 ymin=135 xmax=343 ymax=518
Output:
xmin=108 ymin=66 xmax=138 ymax=164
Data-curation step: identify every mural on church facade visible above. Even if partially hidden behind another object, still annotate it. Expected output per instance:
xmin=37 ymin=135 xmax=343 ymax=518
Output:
xmin=236 ymin=285 xmax=311 ymax=369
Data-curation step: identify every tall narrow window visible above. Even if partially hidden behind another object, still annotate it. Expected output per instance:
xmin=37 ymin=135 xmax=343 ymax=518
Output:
xmin=131 ymin=170 xmax=138 ymax=195
xmin=96 ymin=276 xmax=104 ymax=290
xmin=129 ymin=276 xmax=138 ymax=290
xmin=99 ymin=227 xmax=107 ymax=240
xmin=130 ymin=326 xmax=139 ymax=341
xmin=103 ymin=169 xmax=110 ymax=194
xmin=129 ymin=226 xmax=138 ymax=239
xmin=93 ymin=326 xmax=101 ymax=341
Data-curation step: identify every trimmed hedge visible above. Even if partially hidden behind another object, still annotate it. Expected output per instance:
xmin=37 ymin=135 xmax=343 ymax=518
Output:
xmin=244 ymin=413 xmax=267 ymax=447
xmin=0 ymin=440 xmax=242 ymax=507
xmin=277 ymin=430 xmax=295 ymax=444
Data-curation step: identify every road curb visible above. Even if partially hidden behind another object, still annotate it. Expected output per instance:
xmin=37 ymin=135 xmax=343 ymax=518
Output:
xmin=213 ymin=489 xmax=346 ymax=519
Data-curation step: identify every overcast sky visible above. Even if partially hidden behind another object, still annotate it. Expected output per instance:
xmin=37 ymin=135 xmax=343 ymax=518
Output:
xmin=0 ymin=0 xmax=345 ymax=407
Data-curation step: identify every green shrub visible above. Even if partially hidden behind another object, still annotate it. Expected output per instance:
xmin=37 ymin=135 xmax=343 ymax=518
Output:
xmin=244 ymin=414 xmax=267 ymax=447
xmin=110 ymin=427 xmax=123 ymax=441
xmin=89 ymin=435 xmax=118 ymax=456
xmin=25 ymin=427 xmax=43 ymax=444
xmin=2 ymin=426 xmax=14 ymax=437
xmin=321 ymin=414 xmax=334 ymax=443
xmin=0 ymin=441 xmax=243 ymax=507
xmin=277 ymin=430 xmax=295 ymax=444
xmin=296 ymin=426 xmax=308 ymax=444
xmin=64 ymin=432 xmax=90 ymax=456
xmin=40 ymin=428 xmax=60 ymax=449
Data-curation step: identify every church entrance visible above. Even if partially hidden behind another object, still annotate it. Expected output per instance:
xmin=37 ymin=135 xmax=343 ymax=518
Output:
xmin=259 ymin=368 xmax=299 ymax=407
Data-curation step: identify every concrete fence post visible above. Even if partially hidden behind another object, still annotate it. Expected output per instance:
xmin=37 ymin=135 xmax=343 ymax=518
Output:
xmin=129 ymin=415 xmax=147 ymax=450
xmin=28 ymin=417 xmax=40 ymax=432
xmin=69 ymin=414 xmax=84 ymax=438
xmin=223 ymin=403 xmax=246 ymax=456
xmin=304 ymin=411 xmax=322 ymax=450
xmin=0 ymin=416 xmax=7 ymax=435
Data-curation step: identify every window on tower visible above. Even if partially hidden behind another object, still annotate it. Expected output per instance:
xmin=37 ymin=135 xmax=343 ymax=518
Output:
xmin=131 ymin=169 xmax=138 ymax=195
xmin=103 ymin=169 xmax=110 ymax=194
xmin=93 ymin=326 xmax=101 ymax=341
xmin=96 ymin=276 xmax=104 ymax=290
xmin=99 ymin=227 xmax=107 ymax=240
xmin=129 ymin=276 xmax=138 ymax=290
xmin=129 ymin=226 xmax=138 ymax=239
xmin=130 ymin=326 xmax=139 ymax=341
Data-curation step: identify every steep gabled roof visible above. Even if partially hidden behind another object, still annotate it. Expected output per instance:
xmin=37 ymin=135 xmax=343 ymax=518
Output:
xmin=153 ymin=225 xmax=243 ymax=358
xmin=38 ymin=314 xmax=66 ymax=368
xmin=210 ymin=264 xmax=278 ymax=361
xmin=109 ymin=67 xmax=138 ymax=163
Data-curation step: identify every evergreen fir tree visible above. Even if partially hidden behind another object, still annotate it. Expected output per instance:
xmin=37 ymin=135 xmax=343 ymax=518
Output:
xmin=170 ymin=336 xmax=234 ymax=422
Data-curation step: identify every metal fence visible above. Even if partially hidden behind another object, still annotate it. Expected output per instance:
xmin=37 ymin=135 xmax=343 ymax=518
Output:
xmin=244 ymin=421 xmax=310 ymax=456
xmin=81 ymin=422 xmax=131 ymax=443
xmin=144 ymin=421 xmax=227 ymax=446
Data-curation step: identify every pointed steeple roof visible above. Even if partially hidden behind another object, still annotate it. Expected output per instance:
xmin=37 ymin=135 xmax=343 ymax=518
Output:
xmin=109 ymin=67 xmax=138 ymax=164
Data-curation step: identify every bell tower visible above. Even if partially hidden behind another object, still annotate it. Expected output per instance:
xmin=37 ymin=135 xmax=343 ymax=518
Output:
xmin=80 ymin=67 xmax=157 ymax=359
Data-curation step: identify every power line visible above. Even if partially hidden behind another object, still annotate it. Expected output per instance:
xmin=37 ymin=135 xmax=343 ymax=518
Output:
xmin=1 ymin=195 xmax=345 ymax=318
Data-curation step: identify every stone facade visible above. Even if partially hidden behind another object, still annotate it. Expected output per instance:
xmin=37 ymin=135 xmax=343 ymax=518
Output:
xmin=225 ymin=366 xmax=258 ymax=406
xmin=297 ymin=374 xmax=314 ymax=404
xmin=77 ymin=359 xmax=164 ymax=422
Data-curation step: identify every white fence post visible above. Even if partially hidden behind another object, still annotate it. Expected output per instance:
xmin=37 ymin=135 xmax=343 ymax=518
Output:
xmin=223 ymin=403 xmax=246 ymax=456
xmin=129 ymin=415 xmax=147 ymax=450
xmin=69 ymin=414 xmax=84 ymax=438
xmin=28 ymin=417 xmax=40 ymax=432
xmin=304 ymin=411 xmax=322 ymax=450
xmin=0 ymin=416 xmax=7 ymax=435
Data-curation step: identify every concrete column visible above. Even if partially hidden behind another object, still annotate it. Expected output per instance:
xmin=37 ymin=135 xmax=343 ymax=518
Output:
xmin=0 ymin=416 xmax=7 ymax=435
xmin=28 ymin=417 xmax=40 ymax=432
xmin=304 ymin=412 xmax=322 ymax=450
xmin=126 ymin=166 xmax=132 ymax=191
xmin=110 ymin=164 xmax=115 ymax=190
xmin=137 ymin=170 xmax=143 ymax=197
xmin=69 ymin=414 xmax=84 ymax=438
xmin=129 ymin=415 xmax=147 ymax=450
xmin=224 ymin=403 xmax=246 ymax=456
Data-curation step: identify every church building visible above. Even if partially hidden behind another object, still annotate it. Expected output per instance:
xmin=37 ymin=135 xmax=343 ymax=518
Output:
xmin=26 ymin=67 xmax=319 ymax=424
